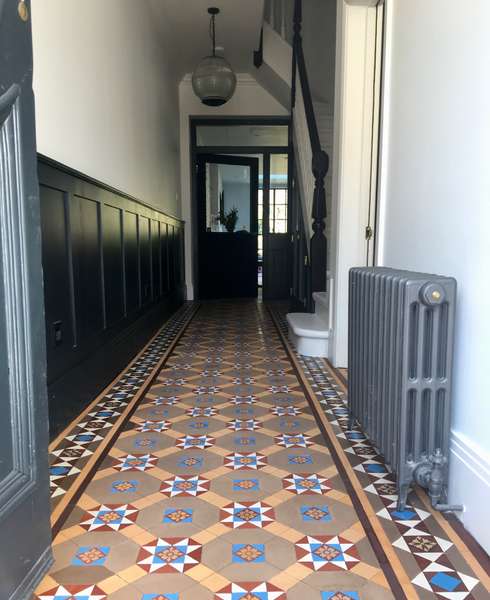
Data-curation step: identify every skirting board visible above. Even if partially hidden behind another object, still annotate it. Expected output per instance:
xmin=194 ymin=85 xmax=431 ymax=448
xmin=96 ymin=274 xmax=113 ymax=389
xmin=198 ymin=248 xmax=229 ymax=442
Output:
xmin=448 ymin=430 xmax=490 ymax=554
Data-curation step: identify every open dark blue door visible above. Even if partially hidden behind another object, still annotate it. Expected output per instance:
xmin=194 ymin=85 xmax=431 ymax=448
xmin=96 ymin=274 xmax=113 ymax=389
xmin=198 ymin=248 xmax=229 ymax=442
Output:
xmin=0 ymin=1 xmax=53 ymax=598
xmin=197 ymin=154 xmax=259 ymax=299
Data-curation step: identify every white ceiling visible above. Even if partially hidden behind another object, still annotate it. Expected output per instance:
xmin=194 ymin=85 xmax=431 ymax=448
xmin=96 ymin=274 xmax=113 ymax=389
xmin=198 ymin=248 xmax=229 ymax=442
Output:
xmin=148 ymin=0 xmax=264 ymax=79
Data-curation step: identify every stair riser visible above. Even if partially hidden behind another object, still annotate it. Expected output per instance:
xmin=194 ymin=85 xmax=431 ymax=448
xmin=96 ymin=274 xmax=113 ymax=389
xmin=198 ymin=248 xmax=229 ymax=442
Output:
xmin=289 ymin=327 xmax=330 ymax=358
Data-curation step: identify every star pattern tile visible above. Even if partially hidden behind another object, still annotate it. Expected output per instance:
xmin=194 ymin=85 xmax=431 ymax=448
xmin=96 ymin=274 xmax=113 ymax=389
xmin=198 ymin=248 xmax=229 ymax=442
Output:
xmin=269 ymin=305 xmax=487 ymax=600
xmin=36 ymin=302 xmax=487 ymax=600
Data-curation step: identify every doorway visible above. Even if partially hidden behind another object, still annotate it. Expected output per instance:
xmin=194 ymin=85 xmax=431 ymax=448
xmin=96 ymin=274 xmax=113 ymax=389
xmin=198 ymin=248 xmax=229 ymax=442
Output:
xmin=191 ymin=119 xmax=291 ymax=301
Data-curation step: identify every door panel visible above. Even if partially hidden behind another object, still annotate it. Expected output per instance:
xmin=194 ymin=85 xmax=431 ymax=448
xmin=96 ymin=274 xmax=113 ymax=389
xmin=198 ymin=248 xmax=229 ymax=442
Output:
xmin=197 ymin=154 xmax=259 ymax=299
xmin=0 ymin=1 xmax=53 ymax=597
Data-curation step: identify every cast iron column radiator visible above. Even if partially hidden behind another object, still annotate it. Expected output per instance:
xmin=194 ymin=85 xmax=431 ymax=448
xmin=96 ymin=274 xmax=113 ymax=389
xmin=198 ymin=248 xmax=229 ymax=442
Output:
xmin=348 ymin=267 xmax=462 ymax=512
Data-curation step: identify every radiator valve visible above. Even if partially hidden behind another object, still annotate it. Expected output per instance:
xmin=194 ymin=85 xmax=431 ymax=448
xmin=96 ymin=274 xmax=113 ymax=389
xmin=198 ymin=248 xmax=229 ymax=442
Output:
xmin=414 ymin=449 xmax=463 ymax=512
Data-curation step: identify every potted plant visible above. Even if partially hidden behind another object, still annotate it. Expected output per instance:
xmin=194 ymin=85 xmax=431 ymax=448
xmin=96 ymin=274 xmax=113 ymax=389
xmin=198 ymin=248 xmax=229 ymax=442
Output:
xmin=219 ymin=207 xmax=239 ymax=232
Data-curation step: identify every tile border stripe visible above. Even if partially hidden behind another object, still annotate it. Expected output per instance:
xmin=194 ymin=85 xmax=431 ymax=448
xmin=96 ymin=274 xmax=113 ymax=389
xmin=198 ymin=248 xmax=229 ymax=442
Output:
xmin=323 ymin=356 xmax=490 ymax=592
xmin=49 ymin=307 xmax=193 ymax=452
xmin=268 ymin=306 xmax=416 ymax=600
xmin=50 ymin=303 xmax=201 ymax=536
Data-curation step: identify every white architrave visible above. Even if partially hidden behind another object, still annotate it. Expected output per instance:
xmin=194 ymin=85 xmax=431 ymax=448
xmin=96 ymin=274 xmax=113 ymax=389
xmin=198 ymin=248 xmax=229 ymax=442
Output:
xmin=329 ymin=0 xmax=382 ymax=367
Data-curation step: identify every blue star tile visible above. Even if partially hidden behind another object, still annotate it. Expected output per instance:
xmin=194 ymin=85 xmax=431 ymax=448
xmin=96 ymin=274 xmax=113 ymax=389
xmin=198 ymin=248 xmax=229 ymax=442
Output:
xmin=190 ymin=420 xmax=209 ymax=429
xmin=141 ymin=595 xmax=179 ymax=600
xmin=111 ymin=480 xmax=138 ymax=493
xmin=391 ymin=509 xmax=417 ymax=521
xmin=233 ymin=479 xmax=259 ymax=491
xmin=364 ymin=463 xmax=386 ymax=473
xmin=163 ymin=508 xmax=193 ymax=523
xmin=50 ymin=465 xmax=71 ymax=476
xmin=235 ymin=436 xmax=256 ymax=446
xmin=232 ymin=543 xmax=265 ymax=563
xmin=235 ymin=407 xmax=254 ymax=415
xmin=92 ymin=410 xmax=114 ymax=419
xmin=134 ymin=438 xmax=157 ymax=450
xmin=430 ymin=572 xmax=462 ymax=592
xmin=72 ymin=546 xmax=110 ymax=566
xmin=150 ymin=409 xmax=169 ymax=417
xmin=288 ymin=454 xmax=313 ymax=465
xmin=71 ymin=433 xmax=98 ymax=443
xmin=178 ymin=455 xmax=204 ymax=469
xmin=322 ymin=594 xmax=359 ymax=600
xmin=301 ymin=505 xmax=332 ymax=522
xmin=346 ymin=431 xmax=365 ymax=440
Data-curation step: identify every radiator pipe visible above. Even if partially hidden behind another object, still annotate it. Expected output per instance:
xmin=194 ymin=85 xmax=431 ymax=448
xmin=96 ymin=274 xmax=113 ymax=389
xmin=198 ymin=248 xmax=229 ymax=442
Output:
xmin=414 ymin=449 xmax=463 ymax=513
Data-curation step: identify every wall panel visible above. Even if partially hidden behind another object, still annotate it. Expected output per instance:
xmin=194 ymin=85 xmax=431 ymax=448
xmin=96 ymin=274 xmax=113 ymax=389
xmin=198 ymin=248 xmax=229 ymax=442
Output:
xmin=139 ymin=215 xmax=152 ymax=306
xmin=124 ymin=211 xmax=140 ymax=314
xmin=39 ymin=185 xmax=73 ymax=379
xmin=161 ymin=222 xmax=169 ymax=294
xmin=38 ymin=157 xmax=185 ymax=437
xmin=71 ymin=195 xmax=103 ymax=342
xmin=151 ymin=219 xmax=161 ymax=299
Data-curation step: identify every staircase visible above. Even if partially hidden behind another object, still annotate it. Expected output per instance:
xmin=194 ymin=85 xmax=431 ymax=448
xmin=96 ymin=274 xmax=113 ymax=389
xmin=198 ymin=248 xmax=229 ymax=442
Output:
xmin=255 ymin=0 xmax=333 ymax=357
xmin=287 ymin=290 xmax=332 ymax=356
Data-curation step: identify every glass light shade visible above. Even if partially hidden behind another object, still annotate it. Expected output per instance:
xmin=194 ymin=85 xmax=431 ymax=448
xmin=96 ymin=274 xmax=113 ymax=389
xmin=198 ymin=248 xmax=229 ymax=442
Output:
xmin=192 ymin=55 xmax=237 ymax=107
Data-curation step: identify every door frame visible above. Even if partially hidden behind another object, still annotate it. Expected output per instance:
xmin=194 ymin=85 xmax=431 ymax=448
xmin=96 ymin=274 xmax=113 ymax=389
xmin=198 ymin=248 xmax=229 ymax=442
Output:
xmin=330 ymin=0 xmax=386 ymax=368
xmin=190 ymin=116 xmax=290 ymax=300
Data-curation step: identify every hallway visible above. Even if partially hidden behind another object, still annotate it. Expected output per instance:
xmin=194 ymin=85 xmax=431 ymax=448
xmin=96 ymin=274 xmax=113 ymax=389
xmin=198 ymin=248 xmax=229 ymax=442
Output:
xmin=35 ymin=302 xmax=488 ymax=600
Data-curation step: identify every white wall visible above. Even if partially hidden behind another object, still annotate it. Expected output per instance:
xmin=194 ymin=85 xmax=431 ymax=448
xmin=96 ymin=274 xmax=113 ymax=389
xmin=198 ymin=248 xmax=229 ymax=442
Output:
xmin=378 ymin=0 xmax=490 ymax=551
xmin=179 ymin=74 xmax=288 ymax=299
xmin=31 ymin=0 xmax=181 ymax=217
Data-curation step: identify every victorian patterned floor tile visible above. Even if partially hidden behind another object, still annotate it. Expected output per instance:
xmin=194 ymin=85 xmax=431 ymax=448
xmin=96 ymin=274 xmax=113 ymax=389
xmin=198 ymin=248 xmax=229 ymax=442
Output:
xmin=35 ymin=301 xmax=490 ymax=600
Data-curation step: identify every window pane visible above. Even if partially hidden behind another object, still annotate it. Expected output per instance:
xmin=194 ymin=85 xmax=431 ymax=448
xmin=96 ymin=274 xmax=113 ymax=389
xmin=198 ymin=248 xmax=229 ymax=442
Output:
xmin=275 ymin=220 xmax=287 ymax=233
xmin=197 ymin=125 xmax=288 ymax=147
xmin=275 ymin=204 xmax=287 ymax=220
xmin=205 ymin=162 xmax=251 ymax=233
xmin=274 ymin=189 xmax=287 ymax=204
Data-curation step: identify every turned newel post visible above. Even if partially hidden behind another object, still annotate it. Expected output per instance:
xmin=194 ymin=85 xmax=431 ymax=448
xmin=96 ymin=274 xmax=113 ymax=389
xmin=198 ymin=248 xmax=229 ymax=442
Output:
xmin=310 ymin=149 xmax=329 ymax=294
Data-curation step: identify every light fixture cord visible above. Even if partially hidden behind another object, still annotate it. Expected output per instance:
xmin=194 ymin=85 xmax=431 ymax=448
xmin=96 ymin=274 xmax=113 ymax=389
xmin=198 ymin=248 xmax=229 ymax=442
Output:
xmin=209 ymin=12 xmax=216 ymax=56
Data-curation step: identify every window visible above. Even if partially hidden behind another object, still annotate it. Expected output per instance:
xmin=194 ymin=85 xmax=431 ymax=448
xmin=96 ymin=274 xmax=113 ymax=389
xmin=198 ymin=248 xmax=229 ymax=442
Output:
xmin=270 ymin=188 xmax=288 ymax=233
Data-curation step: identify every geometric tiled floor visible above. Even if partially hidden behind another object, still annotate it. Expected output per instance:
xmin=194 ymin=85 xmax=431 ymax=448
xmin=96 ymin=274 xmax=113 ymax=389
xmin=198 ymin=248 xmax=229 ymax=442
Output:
xmin=269 ymin=306 xmax=490 ymax=600
xmin=35 ymin=301 xmax=490 ymax=600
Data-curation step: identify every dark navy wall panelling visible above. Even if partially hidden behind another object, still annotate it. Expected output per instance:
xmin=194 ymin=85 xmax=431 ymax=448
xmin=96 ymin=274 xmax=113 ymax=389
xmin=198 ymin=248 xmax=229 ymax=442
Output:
xmin=38 ymin=157 xmax=185 ymax=437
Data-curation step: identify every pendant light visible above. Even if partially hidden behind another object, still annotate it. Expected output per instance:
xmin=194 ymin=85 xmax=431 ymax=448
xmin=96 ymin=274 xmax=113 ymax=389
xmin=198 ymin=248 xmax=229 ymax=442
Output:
xmin=192 ymin=7 xmax=237 ymax=107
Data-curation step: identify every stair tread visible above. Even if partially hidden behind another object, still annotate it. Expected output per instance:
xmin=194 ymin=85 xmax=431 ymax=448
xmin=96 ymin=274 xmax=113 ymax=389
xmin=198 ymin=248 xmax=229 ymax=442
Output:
xmin=286 ymin=313 xmax=330 ymax=338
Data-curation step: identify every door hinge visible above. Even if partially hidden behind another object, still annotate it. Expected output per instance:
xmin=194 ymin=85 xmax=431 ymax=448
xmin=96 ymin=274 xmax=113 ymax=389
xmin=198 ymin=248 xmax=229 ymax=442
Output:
xmin=365 ymin=225 xmax=373 ymax=241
